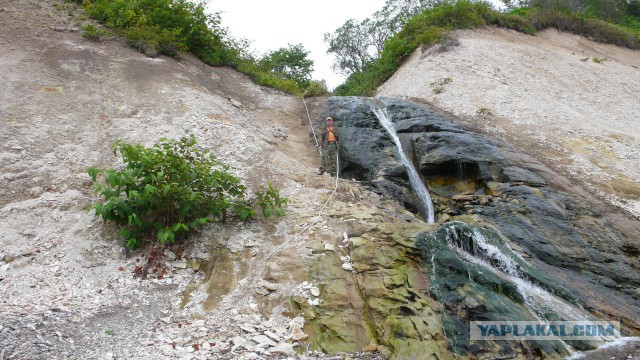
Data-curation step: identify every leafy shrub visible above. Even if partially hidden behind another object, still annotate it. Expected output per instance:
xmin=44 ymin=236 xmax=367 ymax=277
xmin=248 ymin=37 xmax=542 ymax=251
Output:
xmin=82 ymin=24 xmax=111 ymax=41
xmin=303 ymin=80 xmax=331 ymax=97
xmin=88 ymin=136 xmax=287 ymax=249
xmin=123 ymin=26 xmax=186 ymax=57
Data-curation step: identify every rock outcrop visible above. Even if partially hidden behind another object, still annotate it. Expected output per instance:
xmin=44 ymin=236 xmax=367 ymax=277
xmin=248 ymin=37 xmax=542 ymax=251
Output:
xmin=311 ymin=96 xmax=640 ymax=357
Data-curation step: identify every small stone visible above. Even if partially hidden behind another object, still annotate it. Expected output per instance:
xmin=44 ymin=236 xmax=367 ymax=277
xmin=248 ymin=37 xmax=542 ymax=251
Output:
xmin=242 ymin=353 xmax=259 ymax=360
xmin=341 ymin=263 xmax=353 ymax=271
xmin=255 ymin=288 xmax=270 ymax=296
xmin=174 ymin=261 xmax=188 ymax=269
xmin=231 ymin=336 xmax=246 ymax=346
xmin=240 ymin=324 xmax=256 ymax=333
xmin=261 ymin=282 xmax=278 ymax=292
xmin=262 ymin=321 xmax=273 ymax=328
xmin=251 ymin=335 xmax=277 ymax=347
xmin=229 ymin=98 xmax=242 ymax=108
xmin=233 ymin=314 xmax=242 ymax=321
xmin=309 ymin=286 xmax=320 ymax=297
xmin=202 ymin=342 xmax=211 ymax=350
xmin=264 ymin=331 xmax=280 ymax=342
xmin=290 ymin=328 xmax=308 ymax=341
xmin=242 ymin=340 xmax=256 ymax=351
xmin=244 ymin=240 xmax=260 ymax=248
xmin=364 ymin=344 xmax=378 ymax=351
xmin=377 ymin=345 xmax=392 ymax=357
xmin=307 ymin=298 xmax=320 ymax=306
xmin=343 ymin=232 xmax=349 ymax=242
xmin=339 ymin=255 xmax=350 ymax=262
xmin=164 ymin=250 xmax=177 ymax=261
xmin=270 ymin=342 xmax=296 ymax=357
xmin=323 ymin=242 xmax=335 ymax=252
xmin=266 ymin=262 xmax=281 ymax=272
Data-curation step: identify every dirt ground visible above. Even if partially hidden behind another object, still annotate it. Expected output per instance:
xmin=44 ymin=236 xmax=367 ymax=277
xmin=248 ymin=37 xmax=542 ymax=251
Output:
xmin=0 ymin=0 xmax=339 ymax=358
xmin=378 ymin=27 xmax=640 ymax=219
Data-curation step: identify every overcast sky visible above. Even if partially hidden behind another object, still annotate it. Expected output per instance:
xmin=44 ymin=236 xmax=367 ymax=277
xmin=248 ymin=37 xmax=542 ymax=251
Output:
xmin=208 ymin=0 xmax=388 ymax=90
xmin=209 ymin=1 xmax=503 ymax=90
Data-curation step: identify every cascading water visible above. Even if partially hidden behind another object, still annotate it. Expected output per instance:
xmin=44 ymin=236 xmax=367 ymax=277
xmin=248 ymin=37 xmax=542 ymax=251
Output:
xmin=369 ymin=102 xmax=435 ymax=223
xmin=444 ymin=224 xmax=591 ymax=323
xmin=424 ymin=221 xmax=634 ymax=356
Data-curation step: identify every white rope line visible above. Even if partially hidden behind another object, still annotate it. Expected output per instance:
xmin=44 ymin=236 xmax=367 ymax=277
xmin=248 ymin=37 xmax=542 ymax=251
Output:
xmin=317 ymin=152 xmax=339 ymax=216
xmin=301 ymin=97 xmax=322 ymax=155
xmin=265 ymin=99 xmax=341 ymax=259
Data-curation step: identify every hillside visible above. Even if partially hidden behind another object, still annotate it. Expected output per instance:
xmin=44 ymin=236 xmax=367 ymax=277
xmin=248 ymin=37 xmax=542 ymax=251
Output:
xmin=378 ymin=27 xmax=640 ymax=219
xmin=1 ymin=1 xmax=639 ymax=360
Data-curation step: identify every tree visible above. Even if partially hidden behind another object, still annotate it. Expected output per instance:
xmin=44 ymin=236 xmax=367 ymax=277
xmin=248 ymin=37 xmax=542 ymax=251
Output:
xmin=259 ymin=44 xmax=314 ymax=88
xmin=323 ymin=19 xmax=373 ymax=75
xmin=324 ymin=0 xmax=428 ymax=76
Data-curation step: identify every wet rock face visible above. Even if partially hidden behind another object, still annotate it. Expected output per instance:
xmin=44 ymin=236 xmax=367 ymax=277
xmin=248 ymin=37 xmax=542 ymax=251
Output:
xmin=295 ymin=208 xmax=451 ymax=360
xmin=319 ymin=97 xmax=640 ymax=347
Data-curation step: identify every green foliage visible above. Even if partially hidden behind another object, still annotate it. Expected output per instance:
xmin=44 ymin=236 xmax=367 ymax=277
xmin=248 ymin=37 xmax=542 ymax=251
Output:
xmin=83 ymin=0 xmax=233 ymax=62
xmin=303 ymin=80 xmax=331 ymax=97
xmin=236 ymin=61 xmax=302 ymax=94
xmin=430 ymin=76 xmax=453 ymax=93
xmin=88 ymin=136 xmax=287 ymax=249
xmin=82 ymin=24 xmax=112 ymax=41
xmin=592 ymin=56 xmax=607 ymax=63
xmin=80 ymin=0 xmax=319 ymax=95
xmin=335 ymin=0 xmax=640 ymax=96
xmin=259 ymin=44 xmax=314 ymax=88
xmin=325 ymin=0 xmax=428 ymax=76
xmin=123 ymin=26 xmax=186 ymax=57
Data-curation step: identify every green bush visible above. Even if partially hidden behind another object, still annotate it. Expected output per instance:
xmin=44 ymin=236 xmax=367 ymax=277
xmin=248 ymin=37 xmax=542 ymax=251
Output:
xmin=88 ymin=136 xmax=287 ymax=249
xmin=82 ymin=24 xmax=112 ymax=41
xmin=303 ymin=80 xmax=331 ymax=97
xmin=123 ymin=26 xmax=186 ymax=57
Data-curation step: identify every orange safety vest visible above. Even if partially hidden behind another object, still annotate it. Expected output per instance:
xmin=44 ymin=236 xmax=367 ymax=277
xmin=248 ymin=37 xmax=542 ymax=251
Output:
xmin=327 ymin=127 xmax=336 ymax=142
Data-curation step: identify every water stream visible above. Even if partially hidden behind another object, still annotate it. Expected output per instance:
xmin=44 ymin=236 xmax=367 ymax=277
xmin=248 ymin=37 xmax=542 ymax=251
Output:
xmin=435 ymin=222 xmax=634 ymax=356
xmin=369 ymin=102 xmax=435 ymax=223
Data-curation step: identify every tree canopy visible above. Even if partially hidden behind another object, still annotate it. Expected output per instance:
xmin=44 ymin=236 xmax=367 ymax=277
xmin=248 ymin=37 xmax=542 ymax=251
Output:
xmin=259 ymin=44 xmax=314 ymax=88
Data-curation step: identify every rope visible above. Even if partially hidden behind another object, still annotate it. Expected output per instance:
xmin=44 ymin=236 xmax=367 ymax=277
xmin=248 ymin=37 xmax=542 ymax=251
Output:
xmin=265 ymin=99 xmax=341 ymax=259
xmin=301 ymin=97 xmax=321 ymax=155
xmin=317 ymin=152 xmax=339 ymax=215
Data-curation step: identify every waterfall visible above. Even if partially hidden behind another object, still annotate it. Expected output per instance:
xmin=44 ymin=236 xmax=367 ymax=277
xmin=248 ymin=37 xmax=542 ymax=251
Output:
xmin=445 ymin=224 xmax=595 ymax=324
xmin=369 ymin=103 xmax=435 ymax=223
xmin=436 ymin=221 xmax=633 ymax=354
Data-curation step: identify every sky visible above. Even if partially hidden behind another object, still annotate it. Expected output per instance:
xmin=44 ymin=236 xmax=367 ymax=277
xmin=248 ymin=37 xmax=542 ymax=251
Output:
xmin=208 ymin=0 xmax=388 ymax=90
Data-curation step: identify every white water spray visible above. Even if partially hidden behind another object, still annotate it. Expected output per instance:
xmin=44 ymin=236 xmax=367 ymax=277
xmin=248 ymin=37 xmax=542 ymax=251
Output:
xmin=441 ymin=222 xmax=635 ymax=355
xmin=369 ymin=103 xmax=435 ymax=223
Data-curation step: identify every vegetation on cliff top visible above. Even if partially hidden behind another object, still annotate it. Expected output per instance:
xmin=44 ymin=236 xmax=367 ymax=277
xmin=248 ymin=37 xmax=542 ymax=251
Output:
xmin=330 ymin=0 xmax=640 ymax=96
xmin=78 ymin=0 xmax=329 ymax=97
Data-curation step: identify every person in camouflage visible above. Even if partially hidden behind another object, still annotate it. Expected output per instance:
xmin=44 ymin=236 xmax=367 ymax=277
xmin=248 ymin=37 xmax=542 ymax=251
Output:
xmin=317 ymin=116 xmax=340 ymax=176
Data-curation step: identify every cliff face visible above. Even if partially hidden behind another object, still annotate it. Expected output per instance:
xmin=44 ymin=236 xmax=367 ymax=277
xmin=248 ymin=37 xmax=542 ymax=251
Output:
xmin=317 ymin=96 xmax=639 ymax=358
xmin=2 ymin=1 xmax=639 ymax=359
xmin=377 ymin=27 xmax=640 ymax=219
